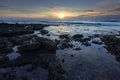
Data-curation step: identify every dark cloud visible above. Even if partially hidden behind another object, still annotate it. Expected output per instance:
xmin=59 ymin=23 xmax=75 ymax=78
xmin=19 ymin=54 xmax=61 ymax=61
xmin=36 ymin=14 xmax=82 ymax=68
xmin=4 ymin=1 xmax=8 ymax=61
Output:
xmin=109 ymin=6 xmax=120 ymax=12
xmin=0 ymin=4 xmax=34 ymax=13
xmin=84 ymin=10 xmax=95 ymax=12
xmin=0 ymin=5 xmax=9 ymax=8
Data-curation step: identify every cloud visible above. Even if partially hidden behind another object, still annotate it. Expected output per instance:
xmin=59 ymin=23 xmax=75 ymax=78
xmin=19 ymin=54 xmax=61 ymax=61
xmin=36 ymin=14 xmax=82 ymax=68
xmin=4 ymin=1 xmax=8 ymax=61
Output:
xmin=0 ymin=0 xmax=120 ymax=20
xmin=109 ymin=6 xmax=120 ymax=12
xmin=96 ymin=0 xmax=120 ymax=12
xmin=0 ymin=5 xmax=11 ymax=9
xmin=0 ymin=4 xmax=34 ymax=13
xmin=0 ymin=5 xmax=8 ymax=8
xmin=84 ymin=10 xmax=95 ymax=12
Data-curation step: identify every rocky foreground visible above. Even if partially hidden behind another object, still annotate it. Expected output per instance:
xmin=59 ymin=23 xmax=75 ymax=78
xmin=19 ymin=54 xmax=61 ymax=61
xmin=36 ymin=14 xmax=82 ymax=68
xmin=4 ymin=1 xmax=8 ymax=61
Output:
xmin=0 ymin=23 xmax=120 ymax=80
xmin=101 ymin=35 xmax=120 ymax=62
xmin=0 ymin=23 xmax=66 ymax=80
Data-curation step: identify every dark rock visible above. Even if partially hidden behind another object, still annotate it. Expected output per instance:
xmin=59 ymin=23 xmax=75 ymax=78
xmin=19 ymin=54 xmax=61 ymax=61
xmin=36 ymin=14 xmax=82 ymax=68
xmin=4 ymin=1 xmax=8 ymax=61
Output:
xmin=55 ymin=39 xmax=60 ymax=45
xmin=74 ymin=48 xmax=81 ymax=50
xmin=24 ymin=25 xmax=33 ymax=30
xmin=22 ymin=77 xmax=28 ymax=80
xmin=35 ymin=37 xmax=57 ymax=51
xmin=73 ymin=34 xmax=83 ymax=38
xmin=93 ymin=34 xmax=100 ymax=37
xmin=0 ymin=56 xmax=9 ymax=65
xmin=0 ymin=48 xmax=13 ymax=54
xmin=40 ymin=30 xmax=49 ymax=35
xmin=47 ymin=34 xmax=50 ymax=36
xmin=0 ymin=23 xmax=49 ymax=38
xmin=18 ymin=37 xmax=57 ymax=53
xmin=59 ymin=42 xmax=73 ymax=49
xmin=0 ymin=23 xmax=48 ymax=31
xmin=0 ymin=31 xmax=34 ymax=37
xmin=18 ymin=43 xmax=41 ymax=53
xmin=101 ymin=35 xmax=120 ymax=62
xmin=0 ymin=49 xmax=66 ymax=80
xmin=71 ymin=55 xmax=74 ymax=57
xmin=48 ymin=62 xmax=66 ymax=80
xmin=0 ymin=72 xmax=16 ymax=80
xmin=9 ymin=37 xmax=23 ymax=45
xmin=119 ymin=31 xmax=120 ymax=35
xmin=79 ymin=63 xmax=82 ymax=65
xmin=83 ymin=37 xmax=91 ymax=41
xmin=82 ymin=42 xmax=91 ymax=46
xmin=59 ymin=35 xmax=69 ymax=39
xmin=92 ymin=37 xmax=103 ymax=45
xmin=92 ymin=41 xmax=103 ymax=45
xmin=63 ymin=39 xmax=70 ymax=42
xmin=10 ymin=35 xmax=37 ymax=45
xmin=31 ymin=24 xmax=48 ymax=30
xmin=62 ymin=59 xmax=65 ymax=63
xmin=72 ymin=34 xmax=83 ymax=41
xmin=0 ymin=39 xmax=13 ymax=53
xmin=80 ymin=38 xmax=91 ymax=44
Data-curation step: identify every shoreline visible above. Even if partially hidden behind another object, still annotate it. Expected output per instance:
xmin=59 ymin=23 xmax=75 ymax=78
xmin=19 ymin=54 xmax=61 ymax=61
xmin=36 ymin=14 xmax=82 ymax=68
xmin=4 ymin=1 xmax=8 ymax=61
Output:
xmin=0 ymin=23 xmax=120 ymax=80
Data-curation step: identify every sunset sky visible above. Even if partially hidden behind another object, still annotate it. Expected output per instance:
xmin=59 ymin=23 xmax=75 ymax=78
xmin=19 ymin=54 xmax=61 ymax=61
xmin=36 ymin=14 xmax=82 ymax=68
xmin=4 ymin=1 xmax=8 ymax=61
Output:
xmin=0 ymin=0 xmax=120 ymax=20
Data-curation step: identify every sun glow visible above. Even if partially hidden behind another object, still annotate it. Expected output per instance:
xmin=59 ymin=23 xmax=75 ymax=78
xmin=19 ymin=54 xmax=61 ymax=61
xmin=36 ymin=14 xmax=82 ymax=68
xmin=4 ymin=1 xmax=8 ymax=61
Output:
xmin=51 ymin=11 xmax=80 ymax=19
xmin=58 ymin=12 xmax=65 ymax=19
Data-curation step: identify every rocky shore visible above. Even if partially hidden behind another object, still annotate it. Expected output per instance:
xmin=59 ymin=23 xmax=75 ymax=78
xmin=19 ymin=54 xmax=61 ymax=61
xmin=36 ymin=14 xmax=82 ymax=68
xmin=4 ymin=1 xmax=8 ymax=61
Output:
xmin=0 ymin=23 xmax=120 ymax=80
xmin=101 ymin=35 xmax=120 ymax=62
xmin=0 ymin=23 xmax=66 ymax=80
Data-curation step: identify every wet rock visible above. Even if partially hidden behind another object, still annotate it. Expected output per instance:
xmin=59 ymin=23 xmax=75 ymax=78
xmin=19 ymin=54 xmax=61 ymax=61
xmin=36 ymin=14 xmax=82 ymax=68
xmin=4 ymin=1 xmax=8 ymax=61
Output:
xmin=18 ymin=43 xmax=41 ymax=53
xmin=0 ymin=48 xmax=13 ymax=54
xmin=72 ymin=34 xmax=83 ymax=41
xmin=0 ymin=42 xmax=13 ymax=53
xmin=101 ymin=35 xmax=120 ymax=62
xmin=31 ymin=24 xmax=49 ymax=30
xmin=118 ymin=31 xmax=120 ymax=35
xmin=93 ymin=34 xmax=100 ymax=37
xmin=24 ymin=25 xmax=33 ymax=30
xmin=63 ymin=39 xmax=71 ymax=42
xmin=0 ymin=23 xmax=49 ymax=37
xmin=0 ymin=23 xmax=48 ymax=32
xmin=92 ymin=41 xmax=103 ymax=45
xmin=83 ymin=37 xmax=91 ymax=41
xmin=0 ymin=49 xmax=66 ymax=80
xmin=79 ymin=63 xmax=82 ymax=65
xmin=48 ymin=62 xmax=66 ymax=80
xmin=0 ymin=72 xmax=16 ymax=80
xmin=82 ymin=42 xmax=91 ymax=46
xmin=0 ymin=31 xmax=34 ymax=37
xmin=62 ymin=59 xmax=65 ymax=63
xmin=18 ymin=37 xmax=57 ymax=53
xmin=92 ymin=38 xmax=103 ymax=45
xmin=0 ymin=39 xmax=13 ymax=53
xmin=55 ymin=39 xmax=60 ymax=45
xmin=59 ymin=35 xmax=69 ymax=39
xmin=59 ymin=42 xmax=73 ymax=49
xmin=71 ymin=55 xmax=74 ymax=57
xmin=40 ymin=30 xmax=49 ymax=35
xmin=46 ymin=34 xmax=50 ymax=36
xmin=73 ymin=48 xmax=81 ymax=50
xmin=21 ymin=77 xmax=28 ymax=80
xmin=10 ymin=35 xmax=37 ymax=45
xmin=9 ymin=37 xmax=23 ymax=45
xmin=36 ymin=37 xmax=57 ymax=51
xmin=0 ymin=56 xmax=9 ymax=65
xmin=116 ymin=56 xmax=120 ymax=62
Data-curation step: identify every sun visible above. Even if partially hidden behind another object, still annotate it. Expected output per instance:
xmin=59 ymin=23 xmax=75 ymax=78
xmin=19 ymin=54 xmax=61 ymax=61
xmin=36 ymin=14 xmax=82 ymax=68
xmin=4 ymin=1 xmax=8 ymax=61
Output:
xmin=58 ymin=12 xmax=65 ymax=19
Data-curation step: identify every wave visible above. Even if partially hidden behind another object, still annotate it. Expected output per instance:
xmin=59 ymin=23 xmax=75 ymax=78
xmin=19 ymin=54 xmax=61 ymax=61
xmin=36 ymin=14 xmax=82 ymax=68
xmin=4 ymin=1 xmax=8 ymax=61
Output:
xmin=0 ymin=20 xmax=120 ymax=26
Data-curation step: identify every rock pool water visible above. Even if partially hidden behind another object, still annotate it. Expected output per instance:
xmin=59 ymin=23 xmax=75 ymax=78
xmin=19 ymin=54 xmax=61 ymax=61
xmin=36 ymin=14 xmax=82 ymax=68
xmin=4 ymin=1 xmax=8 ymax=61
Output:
xmin=42 ymin=22 xmax=120 ymax=80
xmin=0 ymin=21 xmax=120 ymax=80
